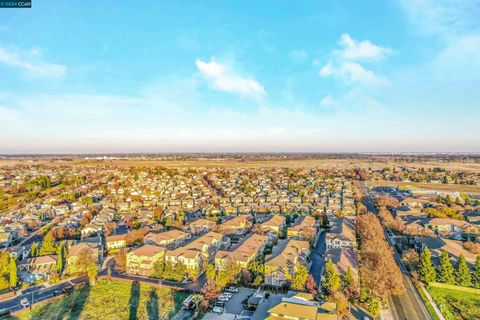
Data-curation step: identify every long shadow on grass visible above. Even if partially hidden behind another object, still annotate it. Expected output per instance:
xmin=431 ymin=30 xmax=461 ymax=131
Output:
xmin=146 ymin=289 xmax=159 ymax=320
xmin=128 ymin=281 xmax=141 ymax=320
xmin=68 ymin=285 xmax=91 ymax=320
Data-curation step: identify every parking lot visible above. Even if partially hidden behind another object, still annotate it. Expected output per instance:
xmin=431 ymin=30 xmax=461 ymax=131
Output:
xmin=224 ymin=287 xmax=256 ymax=315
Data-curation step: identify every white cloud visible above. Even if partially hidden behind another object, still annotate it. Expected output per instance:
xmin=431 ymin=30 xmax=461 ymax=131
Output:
xmin=0 ymin=47 xmax=66 ymax=78
xmin=320 ymin=62 xmax=389 ymax=87
xmin=338 ymin=33 xmax=391 ymax=61
xmin=319 ymin=34 xmax=391 ymax=87
xmin=195 ymin=58 xmax=266 ymax=98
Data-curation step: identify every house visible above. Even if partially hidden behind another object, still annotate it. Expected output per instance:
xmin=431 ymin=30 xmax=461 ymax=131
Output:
xmin=288 ymin=216 xmax=317 ymax=242
xmin=189 ymin=218 xmax=216 ymax=235
xmin=144 ymin=229 xmax=191 ymax=248
xmin=414 ymin=236 xmax=478 ymax=265
xmin=217 ymin=214 xmax=253 ymax=235
xmin=105 ymin=234 xmax=127 ymax=251
xmin=266 ymin=292 xmax=337 ymax=320
xmin=165 ymin=231 xmax=223 ymax=279
xmin=126 ymin=245 xmax=166 ymax=276
xmin=324 ymin=247 xmax=359 ymax=281
xmin=258 ymin=215 xmax=286 ymax=235
xmin=264 ymin=239 xmax=310 ymax=287
xmin=325 ymin=217 xmax=356 ymax=249
xmin=67 ymin=242 xmax=100 ymax=274
xmin=424 ymin=218 xmax=475 ymax=239
xmin=215 ymin=234 xmax=268 ymax=270
xmin=19 ymin=254 xmax=58 ymax=282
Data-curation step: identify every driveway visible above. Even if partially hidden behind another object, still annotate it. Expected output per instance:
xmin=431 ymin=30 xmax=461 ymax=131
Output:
xmin=309 ymin=229 xmax=327 ymax=285
xmin=224 ymin=287 xmax=255 ymax=315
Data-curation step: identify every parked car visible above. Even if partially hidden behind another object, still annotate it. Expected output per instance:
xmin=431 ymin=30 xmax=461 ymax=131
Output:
xmin=0 ymin=308 xmax=10 ymax=317
xmin=20 ymin=298 xmax=30 ymax=308
xmin=221 ymin=292 xmax=233 ymax=297
xmin=217 ymin=297 xmax=229 ymax=302
xmin=226 ymin=287 xmax=238 ymax=293
xmin=212 ymin=306 xmax=224 ymax=314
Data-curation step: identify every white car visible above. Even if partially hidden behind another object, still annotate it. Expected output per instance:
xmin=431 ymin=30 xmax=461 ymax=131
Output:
xmin=20 ymin=298 xmax=30 ymax=308
xmin=212 ymin=306 xmax=224 ymax=314
xmin=221 ymin=292 xmax=233 ymax=298
xmin=226 ymin=287 xmax=238 ymax=293
xmin=217 ymin=297 xmax=229 ymax=302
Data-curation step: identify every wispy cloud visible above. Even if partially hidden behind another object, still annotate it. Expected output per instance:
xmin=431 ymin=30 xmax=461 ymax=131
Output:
xmin=337 ymin=33 xmax=391 ymax=61
xmin=0 ymin=47 xmax=66 ymax=78
xmin=195 ymin=58 xmax=266 ymax=98
xmin=318 ymin=34 xmax=390 ymax=87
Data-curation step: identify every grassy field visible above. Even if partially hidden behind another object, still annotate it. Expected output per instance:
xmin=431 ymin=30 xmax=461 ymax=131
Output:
xmin=427 ymin=284 xmax=480 ymax=320
xmin=367 ymin=180 xmax=480 ymax=194
xmin=17 ymin=280 xmax=189 ymax=320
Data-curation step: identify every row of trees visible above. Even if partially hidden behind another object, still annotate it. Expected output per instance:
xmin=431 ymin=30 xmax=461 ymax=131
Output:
xmin=357 ymin=213 xmax=405 ymax=316
xmin=418 ymin=247 xmax=480 ymax=287
xmin=0 ymin=251 xmax=17 ymax=290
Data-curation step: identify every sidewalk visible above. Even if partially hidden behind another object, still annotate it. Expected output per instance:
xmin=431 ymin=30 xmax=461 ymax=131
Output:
xmin=419 ymin=286 xmax=446 ymax=320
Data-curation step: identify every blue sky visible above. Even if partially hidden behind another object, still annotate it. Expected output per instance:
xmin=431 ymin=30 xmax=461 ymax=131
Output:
xmin=0 ymin=0 xmax=479 ymax=153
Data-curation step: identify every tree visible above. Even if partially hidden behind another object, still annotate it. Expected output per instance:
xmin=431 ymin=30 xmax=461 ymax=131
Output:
xmin=333 ymin=291 xmax=349 ymax=319
xmin=9 ymin=258 xmax=17 ymax=288
xmin=87 ymin=263 xmax=98 ymax=285
xmin=418 ymin=247 xmax=436 ymax=283
xmin=206 ymin=264 xmax=216 ymax=281
xmin=56 ymin=243 xmax=66 ymax=274
xmin=342 ymin=267 xmax=354 ymax=290
xmin=445 ymin=195 xmax=452 ymax=207
xmin=30 ymin=242 xmax=39 ymax=257
xmin=39 ymin=232 xmax=57 ymax=255
xmin=323 ymin=259 xmax=340 ymax=295
xmin=305 ymin=274 xmax=318 ymax=295
xmin=401 ymin=249 xmax=420 ymax=271
xmin=437 ymin=250 xmax=455 ymax=284
xmin=291 ymin=265 xmax=309 ymax=291
xmin=366 ymin=297 xmax=381 ymax=317
xmin=455 ymin=254 xmax=472 ymax=287
xmin=200 ymin=280 xmax=220 ymax=306
xmin=473 ymin=256 xmax=480 ymax=289
xmin=152 ymin=258 xmax=165 ymax=279
xmin=165 ymin=217 xmax=173 ymax=229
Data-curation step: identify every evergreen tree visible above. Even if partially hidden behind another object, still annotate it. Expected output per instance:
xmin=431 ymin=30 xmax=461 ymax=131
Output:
xmin=455 ymin=254 xmax=472 ymax=287
xmin=445 ymin=195 xmax=452 ymax=207
xmin=342 ymin=267 xmax=354 ymax=290
xmin=39 ymin=232 xmax=57 ymax=255
xmin=418 ymin=247 xmax=436 ymax=283
xmin=30 ymin=242 xmax=38 ymax=257
xmin=437 ymin=250 xmax=455 ymax=284
xmin=56 ymin=243 xmax=66 ymax=274
xmin=472 ymin=256 xmax=480 ymax=289
xmin=323 ymin=258 xmax=340 ymax=295
xmin=9 ymin=258 xmax=17 ymax=288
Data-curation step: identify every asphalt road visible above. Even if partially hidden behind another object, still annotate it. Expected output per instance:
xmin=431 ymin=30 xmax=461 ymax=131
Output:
xmin=0 ymin=277 xmax=88 ymax=313
xmin=309 ymin=229 xmax=326 ymax=286
xmin=359 ymin=182 xmax=432 ymax=320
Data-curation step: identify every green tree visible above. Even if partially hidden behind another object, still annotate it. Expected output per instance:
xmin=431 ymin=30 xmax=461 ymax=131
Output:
xmin=473 ymin=256 xmax=480 ymax=289
xmin=9 ymin=258 xmax=17 ymax=288
xmin=165 ymin=217 xmax=173 ymax=229
xmin=30 ymin=242 xmax=38 ymax=257
xmin=367 ymin=297 xmax=381 ymax=317
xmin=291 ymin=265 xmax=309 ymax=291
xmin=342 ymin=267 xmax=354 ymax=290
xmin=39 ymin=232 xmax=57 ymax=255
xmin=436 ymin=195 xmax=444 ymax=203
xmin=455 ymin=254 xmax=472 ymax=287
xmin=445 ymin=195 xmax=452 ymax=207
xmin=56 ymin=243 xmax=66 ymax=274
xmin=437 ymin=250 xmax=455 ymax=284
xmin=206 ymin=264 xmax=216 ymax=281
xmin=87 ymin=263 xmax=98 ymax=285
xmin=418 ymin=247 xmax=436 ymax=283
xmin=323 ymin=259 xmax=340 ymax=295
xmin=153 ymin=258 xmax=165 ymax=278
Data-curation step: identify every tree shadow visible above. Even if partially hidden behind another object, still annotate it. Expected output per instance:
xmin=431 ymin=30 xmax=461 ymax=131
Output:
xmin=146 ymin=288 xmax=159 ymax=320
xmin=69 ymin=285 xmax=91 ymax=320
xmin=128 ymin=281 xmax=141 ymax=320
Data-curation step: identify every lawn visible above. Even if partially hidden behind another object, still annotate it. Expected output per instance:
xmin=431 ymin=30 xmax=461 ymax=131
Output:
xmin=427 ymin=285 xmax=480 ymax=320
xmin=18 ymin=280 xmax=189 ymax=320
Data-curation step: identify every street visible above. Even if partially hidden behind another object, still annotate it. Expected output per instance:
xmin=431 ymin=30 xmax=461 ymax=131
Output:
xmin=359 ymin=182 xmax=432 ymax=320
xmin=309 ymin=229 xmax=327 ymax=286
xmin=0 ymin=277 xmax=88 ymax=313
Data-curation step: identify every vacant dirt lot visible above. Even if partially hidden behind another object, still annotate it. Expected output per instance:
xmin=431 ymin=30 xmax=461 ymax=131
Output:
xmin=367 ymin=180 xmax=480 ymax=194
